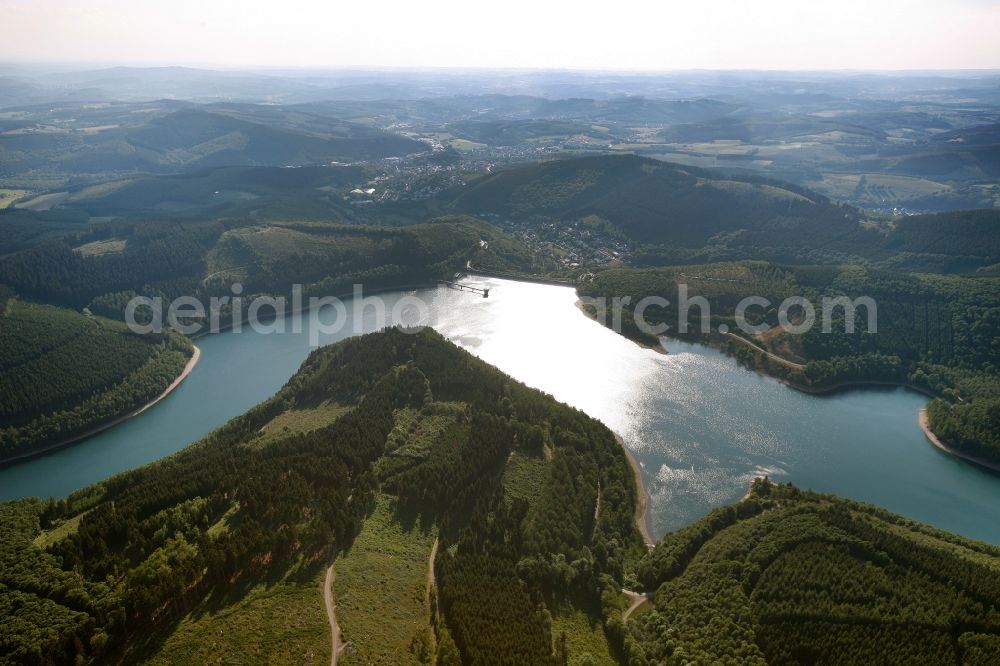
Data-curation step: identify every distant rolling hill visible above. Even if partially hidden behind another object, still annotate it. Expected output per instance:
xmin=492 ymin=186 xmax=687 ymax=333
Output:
xmin=862 ymin=122 xmax=1000 ymax=182
xmin=449 ymin=153 xmax=858 ymax=245
xmin=657 ymin=113 xmax=885 ymax=144
xmin=544 ymin=96 xmax=738 ymax=124
xmin=124 ymin=109 xmax=426 ymax=168
xmin=0 ymin=107 xmax=426 ymax=177
xmin=447 ymin=153 xmax=1000 ymax=271
xmin=447 ymin=119 xmax=596 ymax=145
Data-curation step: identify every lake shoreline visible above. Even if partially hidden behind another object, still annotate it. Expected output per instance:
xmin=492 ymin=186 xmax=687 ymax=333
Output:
xmin=919 ymin=408 xmax=1000 ymax=474
xmin=0 ymin=345 xmax=201 ymax=468
xmin=616 ymin=432 xmax=655 ymax=549
xmin=574 ymin=300 xmax=668 ymax=356
xmin=577 ymin=305 xmax=956 ymax=456
xmin=780 ymin=376 xmax=937 ymax=400
xmin=720 ymin=351 xmax=990 ymax=473
xmin=716 ymin=336 xmax=965 ymax=465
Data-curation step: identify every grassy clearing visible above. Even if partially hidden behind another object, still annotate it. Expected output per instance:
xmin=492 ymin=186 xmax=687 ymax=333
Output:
xmin=644 ymin=151 xmax=729 ymax=168
xmin=814 ymin=172 xmax=950 ymax=202
xmin=206 ymin=501 xmax=241 ymax=538
xmin=754 ymin=326 xmax=807 ymax=364
xmin=502 ymin=451 xmax=551 ymax=505
xmin=626 ymin=599 xmax=653 ymax=620
xmin=386 ymin=403 xmax=464 ymax=456
xmin=250 ymin=400 xmax=350 ymax=448
xmin=701 ymin=178 xmax=811 ymax=203
xmin=32 ymin=511 xmax=87 ymax=549
xmin=0 ymin=188 xmax=31 ymax=208
xmin=77 ymin=124 xmax=120 ymax=134
xmin=448 ymin=138 xmax=487 ymax=151
xmin=376 ymin=403 xmax=464 ymax=480
xmin=335 ymin=493 xmax=436 ymax=665
xmin=686 ymin=140 xmax=755 ymax=155
xmin=231 ymin=225 xmax=389 ymax=259
xmin=73 ymin=238 xmax=127 ymax=257
xmin=551 ymin=603 xmax=616 ymax=666
xmin=143 ymin=566 xmax=331 ymax=665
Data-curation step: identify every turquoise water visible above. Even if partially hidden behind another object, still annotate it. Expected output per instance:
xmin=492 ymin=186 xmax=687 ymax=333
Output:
xmin=3 ymin=277 xmax=999 ymax=544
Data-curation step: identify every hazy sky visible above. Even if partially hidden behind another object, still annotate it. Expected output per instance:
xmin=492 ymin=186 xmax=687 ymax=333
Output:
xmin=2 ymin=0 xmax=999 ymax=71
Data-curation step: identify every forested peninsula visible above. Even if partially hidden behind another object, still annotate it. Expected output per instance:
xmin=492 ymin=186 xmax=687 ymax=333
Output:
xmin=1 ymin=329 xmax=644 ymax=664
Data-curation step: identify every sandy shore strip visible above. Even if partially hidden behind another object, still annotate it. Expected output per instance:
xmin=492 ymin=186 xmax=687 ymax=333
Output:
xmin=134 ymin=344 xmax=201 ymax=416
xmin=0 ymin=344 xmax=201 ymax=466
xmin=615 ymin=433 xmax=656 ymax=549
xmin=919 ymin=408 xmax=1000 ymax=474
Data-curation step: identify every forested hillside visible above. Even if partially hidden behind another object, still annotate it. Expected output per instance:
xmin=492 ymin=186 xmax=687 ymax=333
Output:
xmin=0 ymin=328 xmax=644 ymax=665
xmin=0 ymin=222 xmax=221 ymax=308
xmin=451 ymin=154 xmax=856 ymax=248
xmin=885 ymin=209 xmax=1000 ymax=273
xmin=448 ymin=154 xmax=1000 ymax=271
xmin=0 ymin=216 xmax=547 ymax=314
xmin=626 ymin=479 xmax=1000 ymax=665
xmin=0 ymin=298 xmax=194 ymax=462
xmin=198 ymin=216 xmax=553 ymax=302
xmin=0 ymin=163 xmax=386 ymax=254
xmin=580 ymin=262 xmax=1000 ymax=464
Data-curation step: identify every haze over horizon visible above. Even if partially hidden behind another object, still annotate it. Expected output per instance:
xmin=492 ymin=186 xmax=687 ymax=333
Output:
xmin=3 ymin=0 xmax=999 ymax=72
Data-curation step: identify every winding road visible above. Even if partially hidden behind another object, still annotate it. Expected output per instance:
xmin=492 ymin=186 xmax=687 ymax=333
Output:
xmin=426 ymin=537 xmax=439 ymax=617
xmin=621 ymin=589 xmax=652 ymax=622
xmin=723 ymin=332 xmax=803 ymax=369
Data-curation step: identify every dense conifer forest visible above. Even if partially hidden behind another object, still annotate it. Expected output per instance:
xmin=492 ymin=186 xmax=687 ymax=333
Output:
xmin=626 ymin=479 xmax=1000 ymax=665
xmin=0 ymin=216 xmax=547 ymax=314
xmin=0 ymin=299 xmax=193 ymax=461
